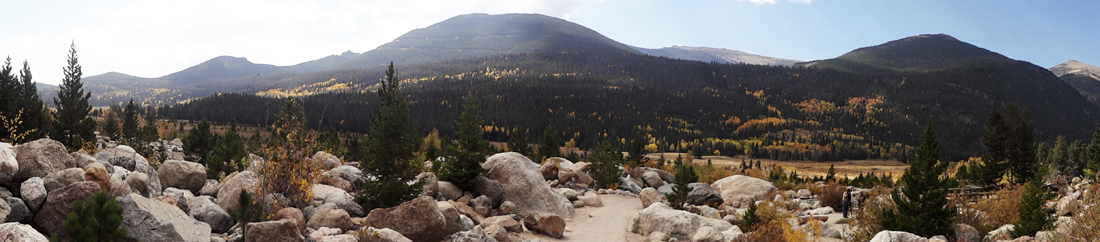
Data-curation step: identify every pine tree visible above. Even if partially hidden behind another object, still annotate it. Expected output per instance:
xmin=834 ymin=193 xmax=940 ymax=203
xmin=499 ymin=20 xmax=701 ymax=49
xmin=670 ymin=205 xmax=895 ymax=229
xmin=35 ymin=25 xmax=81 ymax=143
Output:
xmin=1086 ymin=128 xmax=1100 ymax=176
xmin=121 ymin=99 xmax=139 ymax=139
xmin=58 ymin=191 xmax=127 ymax=242
xmin=980 ymin=104 xmax=1036 ymax=185
xmin=666 ymin=160 xmax=698 ymax=209
xmin=506 ymin=125 xmax=531 ymax=158
xmin=626 ymin=131 xmax=649 ymax=168
xmin=826 ymin=164 xmax=836 ymax=182
xmin=0 ymin=57 xmax=16 ymax=133
xmin=14 ymin=60 xmax=45 ymax=142
xmin=227 ymin=190 xmax=263 ymax=242
xmin=356 ymin=62 xmax=423 ymax=211
xmin=102 ymin=110 xmax=120 ymax=139
xmin=881 ymin=118 xmax=956 ymax=239
xmin=183 ymin=118 xmax=214 ymax=164
xmin=209 ymin=125 xmax=246 ymax=178
xmin=589 ymin=141 xmax=623 ymax=190
xmin=1010 ymin=177 xmax=1053 ymax=238
xmin=51 ymin=42 xmax=96 ymax=150
xmin=536 ymin=125 xmax=561 ymax=161
xmin=439 ymin=92 xmax=488 ymax=192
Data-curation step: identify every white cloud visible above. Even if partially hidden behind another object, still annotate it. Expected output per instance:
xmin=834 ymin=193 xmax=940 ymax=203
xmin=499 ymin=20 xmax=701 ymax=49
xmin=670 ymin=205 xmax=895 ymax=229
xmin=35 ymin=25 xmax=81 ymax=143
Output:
xmin=737 ymin=0 xmax=814 ymax=4
xmin=739 ymin=0 xmax=777 ymax=4
xmin=0 ymin=0 xmax=588 ymax=85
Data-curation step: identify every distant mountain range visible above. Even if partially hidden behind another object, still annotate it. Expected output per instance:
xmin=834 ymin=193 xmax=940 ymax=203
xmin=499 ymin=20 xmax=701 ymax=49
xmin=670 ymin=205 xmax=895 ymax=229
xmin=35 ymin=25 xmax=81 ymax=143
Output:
xmin=635 ymin=46 xmax=798 ymax=66
xmin=32 ymin=13 xmax=1100 ymax=159
xmin=1051 ymin=60 xmax=1100 ymax=108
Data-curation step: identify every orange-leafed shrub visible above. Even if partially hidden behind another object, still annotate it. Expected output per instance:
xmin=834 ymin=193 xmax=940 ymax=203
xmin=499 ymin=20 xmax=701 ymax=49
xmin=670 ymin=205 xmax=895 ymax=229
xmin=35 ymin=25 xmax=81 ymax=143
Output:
xmin=819 ymin=183 xmax=846 ymax=210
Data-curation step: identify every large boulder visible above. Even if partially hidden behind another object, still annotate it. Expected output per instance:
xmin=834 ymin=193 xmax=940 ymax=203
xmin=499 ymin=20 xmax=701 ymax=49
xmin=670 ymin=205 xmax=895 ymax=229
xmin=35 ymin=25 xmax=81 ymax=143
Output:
xmin=686 ymin=183 xmax=723 ymax=205
xmin=33 ymin=181 xmax=101 ymax=238
xmin=83 ymin=162 xmax=110 ymax=190
xmin=14 ymin=138 xmax=77 ymax=182
xmin=445 ymin=225 xmax=496 ymax=242
xmin=474 ymin=175 xmax=504 ymax=207
xmin=436 ymin=201 xmax=465 ymax=235
xmin=307 ymin=208 xmax=356 ymax=232
xmin=523 ymin=212 xmax=565 ymax=239
xmin=274 ymin=207 xmax=306 ymax=231
xmin=130 ymin=154 xmax=163 ymax=197
xmin=118 ymin=193 xmax=212 ymax=242
xmin=189 ymin=195 xmax=234 ymax=233
xmin=711 ymin=175 xmax=776 ymax=204
xmin=869 ymin=230 xmax=929 ymax=242
xmin=628 ymin=203 xmax=734 ymax=241
xmin=482 ymin=216 xmax=523 ymax=233
xmin=417 ymin=172 xmax=439 ymax=198
xmin=69 ymin=152 xmax=96 ymax=169
xmin=6 ymin=197 xmax=32 ymax=223
xmin=481 ymin=152 xmax=574 ymax=218
xmin=0 ymin=197 xmax=9 ymax=222
xmin=365 ymin=196 xmax=448 ymax=242
xmin=619 ymin=177 xmax=643 ymax=195
xmin=312 ymin=184 xmax=364 ymax=217
xmin=578 ymin=191 xmax=603 ymax=207
xmin=360 ymin=227 xmax=414 ymax=242
xmin=19 ymin=177 xmax=46 ymax=212
xmin=126 ymin=172 xmax=154 ymax=197
xmin=985 ymin=224 xmax=1014 ymax=242
xmin=43 ymin=167 xmax=87 ymax=192
xmin=246 ymin=219 xmax=305 ymax=242
xmin=0 ymin=142 xmax=17 ymax=184
xmin=107 ymin=173 xmax=132 ymax=197
xmin=311 ymin=151 xmax=342 ymax=170
xmin=162 ymin=187 xmax=196 ymax=213
xmin=330 ymin=165 xmax=362 ymax=184
xmin=216 ymin=171 xmax=260 ymax=212
xmin=199 ymin=179 xmax=220 ymax=197
xmin=0 ymin=222 xmax=49 ymax=242
xmin=640 ymin=187 xmax=665 ymax=208
xmin=158 ymin=160 xmax=207 ymax=193
xmin=643 ymin=171 xmax=667 ymax=188
xmin=438 ymin=181 xmax=464 ymax=201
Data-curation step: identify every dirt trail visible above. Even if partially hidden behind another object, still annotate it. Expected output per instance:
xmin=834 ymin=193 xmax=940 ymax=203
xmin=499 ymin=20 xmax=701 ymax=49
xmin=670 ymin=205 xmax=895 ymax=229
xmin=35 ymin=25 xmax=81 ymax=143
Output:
xmin=520 ymin=194 xmax=648 ymax=242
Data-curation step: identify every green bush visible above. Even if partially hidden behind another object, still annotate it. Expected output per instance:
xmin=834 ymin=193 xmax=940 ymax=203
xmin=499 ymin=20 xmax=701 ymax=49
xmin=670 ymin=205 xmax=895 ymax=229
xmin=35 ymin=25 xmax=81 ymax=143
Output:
xmin=227 ymin=190 xmax=264 ymax=241
xmin=589 ymin=141 xmax=623 ymax=190
xmin=55 ymin=191 xmax=127 ymax=242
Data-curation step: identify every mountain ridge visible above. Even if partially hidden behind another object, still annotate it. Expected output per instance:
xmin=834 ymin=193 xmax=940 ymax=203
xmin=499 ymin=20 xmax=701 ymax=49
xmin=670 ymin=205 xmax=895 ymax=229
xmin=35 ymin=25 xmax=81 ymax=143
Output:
xmin=634 ymin=46 xmax=797 ymax=66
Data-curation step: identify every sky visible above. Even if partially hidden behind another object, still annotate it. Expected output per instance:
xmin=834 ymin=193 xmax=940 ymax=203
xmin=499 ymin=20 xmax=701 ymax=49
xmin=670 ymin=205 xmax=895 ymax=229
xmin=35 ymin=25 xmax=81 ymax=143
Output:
xmin=1 ymin=0 xmax=1097 ymax=85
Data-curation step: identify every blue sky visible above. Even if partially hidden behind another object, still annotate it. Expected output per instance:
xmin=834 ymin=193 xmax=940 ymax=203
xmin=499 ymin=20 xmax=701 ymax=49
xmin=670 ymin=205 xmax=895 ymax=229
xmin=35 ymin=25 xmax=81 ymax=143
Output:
xmin=1 ymin=0 xmax=1097 ymax=85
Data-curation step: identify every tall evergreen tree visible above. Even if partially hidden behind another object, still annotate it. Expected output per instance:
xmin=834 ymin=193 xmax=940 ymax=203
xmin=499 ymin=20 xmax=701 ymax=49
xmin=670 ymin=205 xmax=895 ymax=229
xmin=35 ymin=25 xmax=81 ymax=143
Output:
xmin=356 ymin=62 xmax=423 ymax=211
xmin=102 ymin=110 xmax=120 ymax=139
xmin=537 ymin=125 xmax=561 ymax=161
xmin=51 ymin=42 xmax=96 ymax=150
xmin=0 ymin=57 xmax=18 ymax=141
xmin=209 ymin=125 xmax=246 ymax=178
xmin=183 ymin=118 xmax=214 ymax=164
xmin=1010 ymin=177 xmax=1054 ymax=238
xmin=13 ymin=60 xmax=45 ymax=142
xmin=122 ymin=99 xmax=139 ymax=139
xmin=881 ymin=118 xmax=956 ymax=239
xmin=439 ymin=92 xmax=488 ymax=192
xmin=980 ymin=103 xmax=1037 ymax=185
xmin=506 ymin=125 xmax=531 ymax=158
xmin=589 ymin=141 xmax=623 ymax=190
xmin=626 ymin=131 xmax=649 ymax=168
xmin=1086 ymin=128 xmax=1100 ymax=176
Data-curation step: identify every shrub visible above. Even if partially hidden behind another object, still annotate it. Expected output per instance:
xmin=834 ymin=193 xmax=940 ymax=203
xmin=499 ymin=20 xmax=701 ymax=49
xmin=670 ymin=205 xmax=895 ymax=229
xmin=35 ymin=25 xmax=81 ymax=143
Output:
xmin=971 ymin=184 xmax=1025 ymax=230
xmin=665 ymin=163 xmax=698 ymax=209
xmin=55 ymin=191 xmax=127 ymax=242
xmin=693 ymin=163 xmax=734 ymax=184
xmin=745 ymin=201 xmax=818 ymax=242
xmin=819 ymin=183 xmax=846 ymax=210
xmin=255 ymin=98 xmax=322 ymax=209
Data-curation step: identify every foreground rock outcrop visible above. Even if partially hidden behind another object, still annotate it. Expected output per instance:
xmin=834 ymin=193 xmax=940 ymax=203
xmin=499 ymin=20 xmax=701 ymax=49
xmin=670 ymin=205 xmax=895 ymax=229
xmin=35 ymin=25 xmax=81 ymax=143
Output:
xmin=118 ymin=193 xmax=212 ymax=242
xmin=481 ymin=152 xmax=574 ymax=218
xmin=628 ymin=202 xmax=734 ymax=240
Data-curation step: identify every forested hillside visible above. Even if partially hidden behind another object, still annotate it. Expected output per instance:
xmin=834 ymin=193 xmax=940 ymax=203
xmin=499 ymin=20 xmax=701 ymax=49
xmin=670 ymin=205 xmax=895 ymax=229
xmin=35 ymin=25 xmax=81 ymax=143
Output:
xmin=158 ymin=47 xmax=1100 ymax=161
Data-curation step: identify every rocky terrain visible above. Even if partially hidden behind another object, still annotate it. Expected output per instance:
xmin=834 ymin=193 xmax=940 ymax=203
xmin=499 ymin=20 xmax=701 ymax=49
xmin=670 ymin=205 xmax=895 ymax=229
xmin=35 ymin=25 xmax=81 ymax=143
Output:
xmin=0 ymin=137 xmax=1095 ymax=242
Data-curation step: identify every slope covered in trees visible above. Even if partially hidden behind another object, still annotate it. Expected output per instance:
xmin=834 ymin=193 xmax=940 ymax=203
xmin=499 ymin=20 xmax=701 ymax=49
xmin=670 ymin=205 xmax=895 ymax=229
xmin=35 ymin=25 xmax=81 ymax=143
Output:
xmin=158 ymin=40 xmax=1100 ymax=160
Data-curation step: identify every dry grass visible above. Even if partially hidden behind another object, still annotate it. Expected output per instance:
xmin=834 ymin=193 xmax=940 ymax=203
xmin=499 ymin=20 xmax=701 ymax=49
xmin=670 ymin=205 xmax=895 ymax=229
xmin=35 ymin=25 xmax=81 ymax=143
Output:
xmin=646 ymin=153 xmax=908 ymax=182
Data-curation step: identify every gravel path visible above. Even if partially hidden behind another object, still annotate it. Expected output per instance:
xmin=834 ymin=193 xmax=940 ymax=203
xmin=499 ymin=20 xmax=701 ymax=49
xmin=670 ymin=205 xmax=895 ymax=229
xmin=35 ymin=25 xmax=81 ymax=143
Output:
xmin=520 ymin=194 xmax=648 ymax=242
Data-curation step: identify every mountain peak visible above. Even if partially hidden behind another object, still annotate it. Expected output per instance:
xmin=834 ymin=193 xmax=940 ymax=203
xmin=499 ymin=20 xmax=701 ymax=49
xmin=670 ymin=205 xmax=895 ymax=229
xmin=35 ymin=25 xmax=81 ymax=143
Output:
xmin=1051 ymin=60 xmax=1100 ymax=79
xmin=335 ymin=13 xmax=640 ymax=69
xmin=798 ymin=34 xmax=1007 ymax=72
